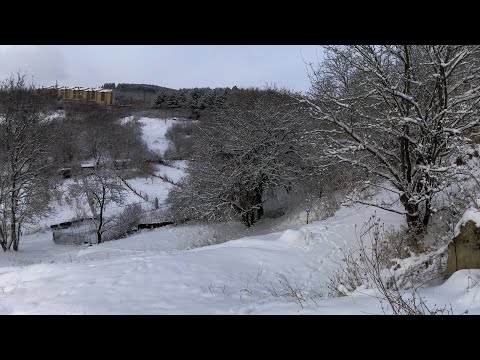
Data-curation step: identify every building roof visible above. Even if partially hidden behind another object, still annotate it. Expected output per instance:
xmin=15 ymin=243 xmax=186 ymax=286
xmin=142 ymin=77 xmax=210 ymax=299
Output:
xmin=38 ymin=85 xmax=114 ymax=92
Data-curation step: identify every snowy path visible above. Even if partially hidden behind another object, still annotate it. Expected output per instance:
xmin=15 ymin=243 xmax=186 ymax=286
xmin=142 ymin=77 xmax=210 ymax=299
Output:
xmin=138 ymin=117 xmax=179 ymax=156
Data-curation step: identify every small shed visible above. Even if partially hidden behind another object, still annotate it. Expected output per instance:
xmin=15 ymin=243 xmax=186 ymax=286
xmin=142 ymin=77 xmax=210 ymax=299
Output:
xmin=51 ymin=218 xmax=97 ymax=245
xmin=81 ymin=163 xmax=96 ymax=174
xmin=59 ymin=168 xmax=72 ymax=179
xmin=114 ymin=159 xmax=133 ymax=170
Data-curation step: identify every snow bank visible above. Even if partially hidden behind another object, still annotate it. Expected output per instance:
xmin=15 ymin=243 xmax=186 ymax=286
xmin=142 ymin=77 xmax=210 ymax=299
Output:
xmin=0 ymin=191 xmax=406 ymax=314
xmin=278 ymin=229 xmax=307 ymax=247
xmin=454 ymin=207 xmax=480 ymax=237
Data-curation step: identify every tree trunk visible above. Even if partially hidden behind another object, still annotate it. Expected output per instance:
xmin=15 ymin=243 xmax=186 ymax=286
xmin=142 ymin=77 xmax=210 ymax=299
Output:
xmin=422 ymin=198 xmax=432 ymax=229
xmin=0 ymin=226 xmax=6 ymax=252
xmin=9 ymin=191 xmax=17 ymax=251
xmin=242 ymin=213 xmax=252 ymax=227
xmin=96 ymin=187 xmax=105 ymax=244
xmin=12 ymin=224 xmax=20 ymax=251
xmin=97 ymin=214 xmax=103 ymax=244
xmin=400 ymin=193 xmax=424 ymax=234
xmin=252 ymin=185 xmax=264 ymax=224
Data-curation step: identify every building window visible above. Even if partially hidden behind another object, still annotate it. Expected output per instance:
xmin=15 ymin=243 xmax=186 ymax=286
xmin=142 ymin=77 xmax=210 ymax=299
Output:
xmin=101 ymin=92 xmax=105 ymax=101
xmin=90 ymin=92 xmax=95 ymax=100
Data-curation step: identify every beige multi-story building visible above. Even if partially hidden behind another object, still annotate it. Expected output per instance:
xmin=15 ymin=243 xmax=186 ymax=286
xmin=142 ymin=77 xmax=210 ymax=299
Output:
xmin=38 ymin=86 xmax=115 ymax=106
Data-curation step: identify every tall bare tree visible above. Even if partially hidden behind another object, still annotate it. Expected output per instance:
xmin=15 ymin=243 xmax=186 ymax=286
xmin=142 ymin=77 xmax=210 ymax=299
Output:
xmin=168 ymin=89 xmax=315 ymax=226
xmin=72 ymin=168 xmax=126 ymax=244
xmin=0 ymin=75 xmax=53 ymax=251
xmin=301 ymin=45 xmax=480 ymax=235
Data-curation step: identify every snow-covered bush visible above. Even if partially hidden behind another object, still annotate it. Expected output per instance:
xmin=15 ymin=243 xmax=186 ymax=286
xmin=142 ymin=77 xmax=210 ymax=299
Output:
xmin=327 ymin=216 xmax=450 ymax=314
xmin=191 ymin=230 xmax=228 ymax=248
xmin=164 ymin=121 xmax=196 ymax=160
xmin=432 ymin=167 xmax=480 ymax=239
xmin=105 ymin=203 xmax=143 ymax=241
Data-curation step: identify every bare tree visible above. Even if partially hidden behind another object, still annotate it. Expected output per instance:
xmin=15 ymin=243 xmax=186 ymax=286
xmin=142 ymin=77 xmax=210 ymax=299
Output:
xmin=300 ymin=45 xmax=480 ymax=237
xmin=168 ymin=88 xmax=315 ymax=226
xmin=0 ymin=75 xmax=53 ymax=251
xmin=71 ymin=169 xmax=126 ymax=244
xmin=71 ymin=109 xmax=151 ymax=173
xmin=79 ymin=110 xmax=118 ymax=166
xmin=48 ymin=116 xmax=83 ymax=167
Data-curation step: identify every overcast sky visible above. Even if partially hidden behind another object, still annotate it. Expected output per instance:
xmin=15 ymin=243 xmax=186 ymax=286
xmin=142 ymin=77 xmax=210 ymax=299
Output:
xmin=0 ymin=45 xmax=322 ymax=92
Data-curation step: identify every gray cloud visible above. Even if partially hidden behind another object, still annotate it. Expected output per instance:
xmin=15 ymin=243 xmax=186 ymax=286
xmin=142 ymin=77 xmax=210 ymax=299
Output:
xmin=0 ymin=45 xmax=67 ymax=85
xmin=0 ymin=45 xmax=321 ymax=92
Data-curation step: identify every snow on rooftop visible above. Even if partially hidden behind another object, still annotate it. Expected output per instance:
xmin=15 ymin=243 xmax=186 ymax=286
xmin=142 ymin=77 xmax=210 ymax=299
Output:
xmin=38 ymin=86 xmax=113 ymax=92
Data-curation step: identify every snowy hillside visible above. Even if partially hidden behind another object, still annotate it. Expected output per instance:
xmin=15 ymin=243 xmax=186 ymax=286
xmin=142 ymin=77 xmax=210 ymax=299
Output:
xmin=1 ymin=188 xmax=479 ymax=314
xmin=22 ymin=116 xmax=185 ymax=234
xmin=138 ymin=117 xmax=180 ymax=156
xmin=2 ymin=115 xmax=479 ymax=314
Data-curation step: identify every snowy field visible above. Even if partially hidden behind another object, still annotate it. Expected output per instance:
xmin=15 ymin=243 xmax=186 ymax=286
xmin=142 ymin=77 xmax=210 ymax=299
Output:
xmin=125 ymin=176 xmax=174 ymax=203
xmin=154 ymin=164 xmax=186 ymax=184
xmin=138 ymin=117 xmax=180 ymax=156
xmin=1 ymin=190 xmax=479 ymax=314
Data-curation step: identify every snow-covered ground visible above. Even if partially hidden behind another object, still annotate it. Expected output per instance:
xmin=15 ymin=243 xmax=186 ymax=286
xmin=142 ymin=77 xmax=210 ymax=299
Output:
xmin=2 ymin=189 xmax=479 ymax=314
xmin=125 ymin=175 xmax=174 ymax=203
xmin=138 ymin=117 xmax=180 ymax=156
xmin=154 ymin=164 xmax=186 ymax=184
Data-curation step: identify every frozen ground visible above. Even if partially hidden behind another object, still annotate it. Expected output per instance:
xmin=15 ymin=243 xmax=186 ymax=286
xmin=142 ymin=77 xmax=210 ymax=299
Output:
xmin=125 ymin=176 xmax=175 ymax=203
xmin=154 ymin=164 xmax=186 ymax=184
xmin=138 ymin=117 xmax=180 ymax=156
xmin=1 ymin=189 xmax=478 ymax=314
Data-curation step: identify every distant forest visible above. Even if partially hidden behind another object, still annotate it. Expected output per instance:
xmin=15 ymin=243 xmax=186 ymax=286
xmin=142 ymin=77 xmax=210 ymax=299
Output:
xmin=103 ymin=83 xmax=235 ymax=118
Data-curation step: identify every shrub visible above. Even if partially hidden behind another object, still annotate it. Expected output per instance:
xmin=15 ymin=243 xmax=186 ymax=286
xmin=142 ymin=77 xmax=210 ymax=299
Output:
xmin=327 ymin=216 xmax=451 ymax=314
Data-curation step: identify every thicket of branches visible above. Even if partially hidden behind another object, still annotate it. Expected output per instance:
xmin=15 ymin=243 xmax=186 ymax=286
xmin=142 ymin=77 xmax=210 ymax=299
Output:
xmin=164 ymin=121 xmax=196 ymax=160
xmin=168 ymin=88 xmax=321 ymax=226
xmin=0 ymin=75 xmax=56 ymax=251
xmin=70 ymin=168 xmax=127 ymax=244
xmin=300 ymin=45 xmax=480 ymax=239
xmin=49 ymin=107 xmax=153 ymax=172
xmin=327 ymin=216 xmax=453 ymax=314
